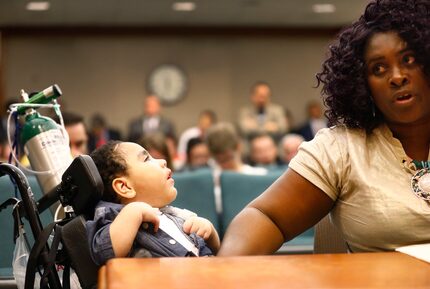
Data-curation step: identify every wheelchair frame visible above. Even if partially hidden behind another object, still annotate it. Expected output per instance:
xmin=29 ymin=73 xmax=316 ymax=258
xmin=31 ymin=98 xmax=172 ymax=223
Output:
xmin=0 ymin=155 xmax=103 ymax=289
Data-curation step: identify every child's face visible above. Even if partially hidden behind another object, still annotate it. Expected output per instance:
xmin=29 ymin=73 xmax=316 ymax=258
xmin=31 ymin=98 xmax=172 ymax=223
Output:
xmin=118 ymin=142 xmax=177 ymax=207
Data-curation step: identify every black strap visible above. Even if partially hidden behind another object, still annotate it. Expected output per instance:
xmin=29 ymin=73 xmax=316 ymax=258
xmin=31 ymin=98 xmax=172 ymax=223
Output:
xmin=55 ymin=225 xmax=71 ymax=289
xmin=62 ymin=262 xmax=71 ymax=289
xmin=24 ymin=222 xmax=56 ymax=289
xmin=24 ymin=222 xmax=74 ymax=289
xmin=40 ymin=225 xmax=62 ymax=289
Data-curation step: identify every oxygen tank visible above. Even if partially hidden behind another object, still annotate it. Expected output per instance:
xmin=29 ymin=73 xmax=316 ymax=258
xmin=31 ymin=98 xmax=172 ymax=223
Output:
xmin=18 ymin=85 xmax=73 ymax=195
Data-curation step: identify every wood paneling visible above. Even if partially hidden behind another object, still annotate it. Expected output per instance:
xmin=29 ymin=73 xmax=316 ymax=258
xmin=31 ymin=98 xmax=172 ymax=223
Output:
xmin=99 ymin=253 xmax=430 ymax=289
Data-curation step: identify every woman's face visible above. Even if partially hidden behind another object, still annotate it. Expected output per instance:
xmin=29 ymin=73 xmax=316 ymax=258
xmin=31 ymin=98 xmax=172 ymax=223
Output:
xmin=365 ymin=31 xmax=430 ymax=126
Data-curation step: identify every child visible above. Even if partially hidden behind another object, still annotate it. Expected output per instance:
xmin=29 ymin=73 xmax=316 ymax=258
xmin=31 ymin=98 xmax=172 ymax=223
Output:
xmin=86 ymin=141 xmax=220 ymax=266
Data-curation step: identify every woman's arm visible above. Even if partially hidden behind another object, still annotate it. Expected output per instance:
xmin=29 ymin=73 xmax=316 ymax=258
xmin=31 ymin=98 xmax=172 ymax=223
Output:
xmin=109 ymin=202 xmax=160 ymax=257
xmin=218 ymin=169 xmax=334 ymax=256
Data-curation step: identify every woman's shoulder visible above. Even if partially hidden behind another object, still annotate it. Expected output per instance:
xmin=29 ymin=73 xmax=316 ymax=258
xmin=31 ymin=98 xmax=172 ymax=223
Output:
xmin=312 ymin=125 xmax=366 ymax=144
xmin=318 ymin=124 xmax=365 ymax=136
xmin=309 ymin=125 xmax=389 ymax=157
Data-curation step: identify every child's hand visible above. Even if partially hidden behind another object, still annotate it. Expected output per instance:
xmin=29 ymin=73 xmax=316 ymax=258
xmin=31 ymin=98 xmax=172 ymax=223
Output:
xmin=182 ymin=217 xmax=214 ymax=240
xmin=110 ymin=201 xmax=160 ymax=258
xmin=126 ymin=202 xmax=160 ymax=232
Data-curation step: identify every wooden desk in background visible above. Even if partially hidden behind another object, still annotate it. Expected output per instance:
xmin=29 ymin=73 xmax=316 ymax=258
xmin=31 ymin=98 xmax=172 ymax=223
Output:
xmin=98 ymin=252 xmax=430 ymax=289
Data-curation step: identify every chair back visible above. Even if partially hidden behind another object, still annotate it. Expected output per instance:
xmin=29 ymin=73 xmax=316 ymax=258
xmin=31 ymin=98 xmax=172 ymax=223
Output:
xmin=220 ymin=171 xmax=314 ymax=252
xmin=220 ymin=171 xmax=282 ymax=228
xmin=313 ymin=214 xmax=348 ymax=254
xmin=171 ymin=169 xmax=219 ymax=232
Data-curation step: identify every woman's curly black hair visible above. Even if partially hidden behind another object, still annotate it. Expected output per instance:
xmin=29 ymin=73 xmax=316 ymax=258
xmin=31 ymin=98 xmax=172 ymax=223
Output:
xmin=90 ymin=140 xmax=127 ymax=203
xmin=316 ymin=0 xmax=430 ymax=132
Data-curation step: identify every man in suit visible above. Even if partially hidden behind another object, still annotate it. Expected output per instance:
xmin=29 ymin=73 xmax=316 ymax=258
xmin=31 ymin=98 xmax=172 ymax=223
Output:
xmin=237 ymin=82 xmax=287 ymax=140
xmin=127 ymin=95 xmax=176 ymax=143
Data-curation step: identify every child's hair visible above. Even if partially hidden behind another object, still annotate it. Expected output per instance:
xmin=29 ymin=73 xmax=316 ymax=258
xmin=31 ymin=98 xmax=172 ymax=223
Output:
xmin=90 ymin=140 xmax=127 ymax=203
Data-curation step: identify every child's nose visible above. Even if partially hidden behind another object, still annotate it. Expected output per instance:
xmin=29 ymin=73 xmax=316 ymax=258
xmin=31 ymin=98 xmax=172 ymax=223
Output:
xmin=159 ymin=159 xmax=167 ymax=168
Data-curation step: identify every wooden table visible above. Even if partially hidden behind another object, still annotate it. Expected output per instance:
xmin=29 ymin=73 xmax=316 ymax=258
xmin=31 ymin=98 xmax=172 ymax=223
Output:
xmin=98 ymin=252 xmax=430 ymax=289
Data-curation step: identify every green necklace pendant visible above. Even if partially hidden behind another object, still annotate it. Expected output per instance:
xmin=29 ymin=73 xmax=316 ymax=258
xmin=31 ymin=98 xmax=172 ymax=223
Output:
xmin=410 ymin=160 xmax=430 ymax=201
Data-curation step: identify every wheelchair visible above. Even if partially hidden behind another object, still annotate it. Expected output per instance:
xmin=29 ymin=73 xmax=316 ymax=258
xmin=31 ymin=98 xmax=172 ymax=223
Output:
xmin=0 ymin=155 xmax=103 ymax=289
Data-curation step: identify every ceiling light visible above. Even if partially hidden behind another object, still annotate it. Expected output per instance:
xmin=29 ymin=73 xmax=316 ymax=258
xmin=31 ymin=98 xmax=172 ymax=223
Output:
xmin=26 ymin=1 xmax=50 ymax=11
xmin=172 ymin=2 xmax=196 ymax=12
xmin=312 ymin=4 xmax=336 ymax=13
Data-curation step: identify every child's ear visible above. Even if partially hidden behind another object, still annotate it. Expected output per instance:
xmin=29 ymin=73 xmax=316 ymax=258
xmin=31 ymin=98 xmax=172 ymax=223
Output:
xmin=112 ymin=177 xmax=136 ymax=199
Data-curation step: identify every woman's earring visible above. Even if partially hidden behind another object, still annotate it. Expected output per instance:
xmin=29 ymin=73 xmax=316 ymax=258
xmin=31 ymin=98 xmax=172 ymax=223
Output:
xmin=370 ymin=97 xmax=376 ymax=118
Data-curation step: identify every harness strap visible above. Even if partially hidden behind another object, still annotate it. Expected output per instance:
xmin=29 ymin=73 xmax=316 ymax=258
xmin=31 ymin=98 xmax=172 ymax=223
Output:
xmin=25 ymin=222 xmax=55 ymax=289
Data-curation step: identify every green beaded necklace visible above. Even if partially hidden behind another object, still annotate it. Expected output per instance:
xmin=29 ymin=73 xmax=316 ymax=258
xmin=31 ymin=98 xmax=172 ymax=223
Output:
xmin=412 ymin=160 xmax=430 ymax=170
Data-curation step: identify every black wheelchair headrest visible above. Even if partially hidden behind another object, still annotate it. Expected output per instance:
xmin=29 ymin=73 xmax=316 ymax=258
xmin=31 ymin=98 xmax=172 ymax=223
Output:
xmin=58 ymin=155 xmax=104 ymax=217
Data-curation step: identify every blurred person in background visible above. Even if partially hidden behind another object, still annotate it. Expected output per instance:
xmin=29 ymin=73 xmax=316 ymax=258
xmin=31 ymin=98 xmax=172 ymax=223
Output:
xmin=206 ymin=122 xmax=267 ymax=214
xmin=238 ymin=82 xmax=287 ymax=141
xmin=296 ymin=100 xmax=327 ymax=141
xmin=88 ymin=113 xmax=122 ymax=152
xmin=128 ymin=95 xmax=177 ymax=165
xmin=206 ymin=122 xmax=266 ymax=175
xmin=247 ymin=133 xmax=282 ymax=170
xmin=177 ymin=110 xmax=217 ymax=167
xmin=139 ymin=132 xmax=174 ymax=171
xmin=279 ymin=133 xmax=305 ymax=165
xmin=54 ymin=111 xmax=88 ymax=158
xmin=0 ymin=136 xmax=11 ymax=162
xmin=127 ymin=95 xmax=176 ymax=143
xmin=178 ymin=137 xmax=211 ymax=172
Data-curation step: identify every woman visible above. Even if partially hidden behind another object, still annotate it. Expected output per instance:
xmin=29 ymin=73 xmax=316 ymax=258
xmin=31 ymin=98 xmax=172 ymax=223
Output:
xmin=218 ymin=0 xmax=430 ymax=255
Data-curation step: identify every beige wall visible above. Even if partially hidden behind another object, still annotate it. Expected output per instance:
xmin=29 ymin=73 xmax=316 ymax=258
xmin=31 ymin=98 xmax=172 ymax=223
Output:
xmin=3 ymin=32 xmax=332 ymax=137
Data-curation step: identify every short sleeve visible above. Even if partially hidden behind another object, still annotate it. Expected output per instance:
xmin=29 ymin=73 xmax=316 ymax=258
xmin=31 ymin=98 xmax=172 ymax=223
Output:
xmin=288 ymin=127 xmax=345 ymax=200
xmin=85 ymin=203 xmax=121 ymax=266
xmin=89 ymin=223 xmax=115 ymax=266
